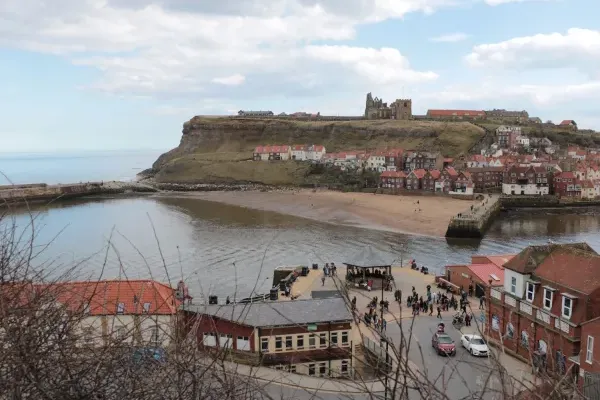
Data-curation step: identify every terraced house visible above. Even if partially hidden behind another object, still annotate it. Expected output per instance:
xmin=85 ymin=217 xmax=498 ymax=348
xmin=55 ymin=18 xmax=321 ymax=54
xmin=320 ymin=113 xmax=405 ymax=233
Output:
xmin=182 ymin=298 xmax=355 ymax=377
xmin=486 ymin=243 xmax=600 ymax=385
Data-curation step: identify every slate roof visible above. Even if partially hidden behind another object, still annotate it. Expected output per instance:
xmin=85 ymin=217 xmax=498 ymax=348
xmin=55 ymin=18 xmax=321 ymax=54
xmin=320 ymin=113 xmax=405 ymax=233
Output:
xmin=343 ymin=246 xmax=394 ymax=268
xmin=185 ymin=297 xmax=351 ymax=327
xmin=534 ymin=247 xmax=600 ymax=295
xmin=503 ymin=243 xmax=597 ymax=274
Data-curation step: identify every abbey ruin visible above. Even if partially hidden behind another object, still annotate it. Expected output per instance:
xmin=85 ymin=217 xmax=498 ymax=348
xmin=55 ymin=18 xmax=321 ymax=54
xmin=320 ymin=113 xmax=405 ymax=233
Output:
xmin=364 ymin=93 xmax=412 ymax=120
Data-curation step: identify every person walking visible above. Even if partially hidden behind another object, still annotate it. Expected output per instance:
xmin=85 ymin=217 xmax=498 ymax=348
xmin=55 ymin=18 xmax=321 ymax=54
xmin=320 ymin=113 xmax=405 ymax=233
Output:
xmin=429 ymin=303 xmax=433 ymax=316
xmin=479 ymin=296 xmax=485 ymax=310
xmin=465 ymin=313 xmax=471 ymax=327
xmin=321 ymin=275 xmax=326 ymax=286
xmin=437 ymin=305 xmax=442 ymax=319
xmin=382 ymin=319 xmax=387 ymax=332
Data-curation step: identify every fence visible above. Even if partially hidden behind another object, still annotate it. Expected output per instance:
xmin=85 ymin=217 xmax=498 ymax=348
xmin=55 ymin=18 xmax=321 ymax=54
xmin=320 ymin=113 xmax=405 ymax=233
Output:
xmin=363 ymin=336 xmax=393 ymax=371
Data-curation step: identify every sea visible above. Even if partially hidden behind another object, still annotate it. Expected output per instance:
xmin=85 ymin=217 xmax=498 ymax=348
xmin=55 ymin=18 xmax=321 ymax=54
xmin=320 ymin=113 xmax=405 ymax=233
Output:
xmin=2 ymin=150 xmax=600 ymax=300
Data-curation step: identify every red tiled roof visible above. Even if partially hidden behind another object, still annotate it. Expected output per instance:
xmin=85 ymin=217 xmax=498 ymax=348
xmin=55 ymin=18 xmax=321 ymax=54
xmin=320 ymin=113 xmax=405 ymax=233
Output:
xmin=560 ymin=120 xmax=575 ymax=125
xmin=576 ymin=150 xmax=587 ymax=156
xmin=255 ymin=145 xmax=290 ymax=154
xmin=445 ymin=167 xmax=458 ymax=176
xmin=504 ymin=243 xmax=597 ymax=275
xmin=428 ymin=169 xmax=441 ymax=179
xmin=467 ymin=264 xmax=505 ymax=287
xmin=35 ymin=280 xmax=179 ymax=316
xmin=444 ymin=158 xmax=454 ymax=163
xmin=582 ymin=180 xmax=595 ymax=189
xmin=556 ymin=171 xmax=576 ymax=179
xmin=472 ymin=254 xmax=516 ymax=268
xmin=292 ymin=145 xmax=305 ymax=151
xmin=535 ymin=247 xmax=600 ymax=294
xmin=427 ymin=109 xmax=486 ymax=116
xmin=410 ymin=169 xmax=426 ymax=179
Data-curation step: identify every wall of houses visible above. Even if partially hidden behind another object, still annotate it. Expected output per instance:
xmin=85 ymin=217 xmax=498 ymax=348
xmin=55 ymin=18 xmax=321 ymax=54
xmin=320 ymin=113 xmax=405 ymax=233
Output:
xmin=78 ymin=314 xmax=175 ymax=347
xmin=502 ymin=183 xmax=549 ymax=196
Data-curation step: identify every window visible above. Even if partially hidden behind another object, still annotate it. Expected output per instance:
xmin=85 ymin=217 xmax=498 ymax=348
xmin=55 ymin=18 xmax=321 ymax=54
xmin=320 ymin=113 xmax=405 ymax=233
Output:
xmin=586 ymin=336 xmax=594 ymax=364
xmin=309 ymin=334 xmax=316 ymax=349
xmin=289 ymin=365 xmax=297 ymax=373
xmin=275 ymin=336 xmax=283 ymax=351
xmin=506 ymin=323 xmax=514 ymax=339
xmin=150 ymin=325 xmax=160 ymax=344
xmin=83 ymin=327 xmax=95 ymax=345
xmin=237 ymin=336 xmax=250 ymax=351
xmin=341 ymin=360 xmax=349 ymax=375
xmin=319 ymin=362 xmax=327 ymax=377
xmin=331 ymin=332 xmax=338 ymax=346
xmin=116 ymin=302 xmax=125 ymax=314
xmin=219 ymin=334 xmax=232 ymax=348
xmin=543 ymin=289 xmax=553 ymax=310
xmin=510 ymin=277 xmax=517 ymax=294
xmin=285 ymin=336 xmax=293 ymax=349
xmin=319 ymin=333 xmax=327 ymax=348
xmin=203 ymin=333 xmax=216 ymax=347
xmin=261 ymin=337 xmax=269 ymax=352
xmin=562 ymin=296 xmax=573 ymax=319
xmin=116 ymin=327 xmax=127 ymax=340
xmin=297 ymin=335 xmax=304 ymax=350
xmin=83 ymin=303 xmax=90 ymax=314
xmin=143 ymin=302 xmax=151 ymax=313
xmin=526 ymin=282 xmax=535 ymax=302
xmin=308 ymin=364 xmax=315 ymax=376
xmin=341 ymin=331 xmax=349 ymax=346
xmin=520 ymin=331 xmax=529 ymax=348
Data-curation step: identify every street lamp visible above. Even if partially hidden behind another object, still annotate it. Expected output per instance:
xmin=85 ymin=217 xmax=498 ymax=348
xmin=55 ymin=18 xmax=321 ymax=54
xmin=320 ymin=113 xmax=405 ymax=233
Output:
xmin=380 ymin=337 xmax=390 ymax=400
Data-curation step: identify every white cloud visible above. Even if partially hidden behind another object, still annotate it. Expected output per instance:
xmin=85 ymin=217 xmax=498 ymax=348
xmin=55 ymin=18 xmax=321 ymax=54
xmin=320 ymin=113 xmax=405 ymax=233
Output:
xmin=304 ymin=45 xmax=438 ymax=84
xmin=212 ymin=74 xmax=246 ymax=86
xmin=465 ymin=28 xmax=600 ymax=78
xmin=430 ymin=33 xmax=469 ymax=42
xmin=0 ymin=0 xmax=449 ymax=102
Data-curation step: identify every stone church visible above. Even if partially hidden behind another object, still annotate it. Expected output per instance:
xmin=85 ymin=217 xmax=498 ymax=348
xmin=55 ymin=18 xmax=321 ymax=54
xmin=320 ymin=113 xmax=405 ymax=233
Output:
xmin=364 ymin=93 xmax=412 ymax=120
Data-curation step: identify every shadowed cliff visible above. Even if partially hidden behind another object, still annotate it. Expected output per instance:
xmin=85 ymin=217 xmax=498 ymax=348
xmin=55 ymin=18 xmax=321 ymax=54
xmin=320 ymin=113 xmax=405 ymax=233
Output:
xmin=148 ymin=117 xmax=485 ymax=185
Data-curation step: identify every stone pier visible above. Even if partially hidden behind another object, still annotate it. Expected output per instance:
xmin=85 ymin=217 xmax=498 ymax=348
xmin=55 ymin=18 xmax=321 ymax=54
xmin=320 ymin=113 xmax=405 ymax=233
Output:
xmin=445 ymin=194 xmax=501 ymax=239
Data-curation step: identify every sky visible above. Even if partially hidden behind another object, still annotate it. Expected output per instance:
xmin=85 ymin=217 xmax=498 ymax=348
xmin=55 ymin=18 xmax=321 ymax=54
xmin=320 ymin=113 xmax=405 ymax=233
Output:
xmin=0 ymin=0 xmax=599 ymax=152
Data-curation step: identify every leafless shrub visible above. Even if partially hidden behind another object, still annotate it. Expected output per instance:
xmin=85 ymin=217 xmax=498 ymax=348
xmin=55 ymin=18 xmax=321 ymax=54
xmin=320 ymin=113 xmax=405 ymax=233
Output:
xmin=0 ymin=203 xmax=588 ymax=400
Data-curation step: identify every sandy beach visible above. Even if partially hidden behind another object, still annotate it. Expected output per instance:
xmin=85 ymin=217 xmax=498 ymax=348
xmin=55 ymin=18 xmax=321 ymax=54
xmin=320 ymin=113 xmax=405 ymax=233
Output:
xmin=169 ymin=189 xmax=474 ymax=237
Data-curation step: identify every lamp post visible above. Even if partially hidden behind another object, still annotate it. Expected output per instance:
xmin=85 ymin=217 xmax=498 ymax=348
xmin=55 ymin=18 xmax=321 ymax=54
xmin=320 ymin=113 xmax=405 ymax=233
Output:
xmin=381 ymin=337 xmax=390 ymax=400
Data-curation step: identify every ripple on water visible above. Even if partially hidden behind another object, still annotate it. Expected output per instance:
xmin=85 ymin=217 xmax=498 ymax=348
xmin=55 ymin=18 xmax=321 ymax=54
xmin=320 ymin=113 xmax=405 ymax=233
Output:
xmin=6 ymin=196 xmax=600 ymax=299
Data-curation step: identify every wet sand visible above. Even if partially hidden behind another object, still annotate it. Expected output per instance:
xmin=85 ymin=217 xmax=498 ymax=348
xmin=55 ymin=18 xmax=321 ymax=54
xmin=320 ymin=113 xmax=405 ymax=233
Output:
xmin=168 ymin=190 xmax=474 ymax=237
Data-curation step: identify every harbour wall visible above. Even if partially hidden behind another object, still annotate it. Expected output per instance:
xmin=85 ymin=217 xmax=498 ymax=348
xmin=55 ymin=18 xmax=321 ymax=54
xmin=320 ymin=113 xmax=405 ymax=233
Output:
xmin=0 ymin=182 xmax=157 ymax=207
xmin=446 ymin=195 xmax=600 ymax=239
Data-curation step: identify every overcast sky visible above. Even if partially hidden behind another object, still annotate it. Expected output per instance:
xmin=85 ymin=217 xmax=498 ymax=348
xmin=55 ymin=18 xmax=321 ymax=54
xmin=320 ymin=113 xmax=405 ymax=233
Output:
xmin=1 ymin=0 xmax=598 ymax=152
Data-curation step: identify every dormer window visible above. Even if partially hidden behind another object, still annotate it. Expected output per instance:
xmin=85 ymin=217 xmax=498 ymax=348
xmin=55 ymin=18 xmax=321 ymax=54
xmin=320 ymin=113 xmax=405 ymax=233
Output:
xmin=117 ymin=303 xmax=125 ymax=314
xmin=526 ymin=282 xmax=536 ymax=302
xmin=562 ymin=294 xmax=576 ymax=319
xmin=143 ymin=302 xmax=151 ymax=313
xmin=543 ymin=287 xmax=554 ymax=310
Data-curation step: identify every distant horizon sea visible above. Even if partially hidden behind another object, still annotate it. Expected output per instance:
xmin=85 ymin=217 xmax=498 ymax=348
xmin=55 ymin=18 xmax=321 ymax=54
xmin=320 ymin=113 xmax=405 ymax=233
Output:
xmin=0 ymin=149 xmax=166 ymax=185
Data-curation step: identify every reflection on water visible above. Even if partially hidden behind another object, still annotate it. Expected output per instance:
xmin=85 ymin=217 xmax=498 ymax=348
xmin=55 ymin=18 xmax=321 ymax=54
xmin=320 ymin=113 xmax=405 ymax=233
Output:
xmin=5 ymin=196 xmax=600 ymax=299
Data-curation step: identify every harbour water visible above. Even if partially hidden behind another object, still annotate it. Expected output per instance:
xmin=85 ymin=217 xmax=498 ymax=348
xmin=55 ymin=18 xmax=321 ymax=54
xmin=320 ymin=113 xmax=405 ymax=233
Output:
xmin=6 ymin=195 xmax=600 ymax=300
xmin=3 ymin=150 xmax=600 ymax=300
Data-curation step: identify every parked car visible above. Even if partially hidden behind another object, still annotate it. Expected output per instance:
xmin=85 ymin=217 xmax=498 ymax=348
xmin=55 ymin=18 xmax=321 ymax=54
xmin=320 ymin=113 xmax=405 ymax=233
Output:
xmin=432 ymin=332 xmax=456 ymax=356
xmin=460 ymin=334 xmax=489 ymax=357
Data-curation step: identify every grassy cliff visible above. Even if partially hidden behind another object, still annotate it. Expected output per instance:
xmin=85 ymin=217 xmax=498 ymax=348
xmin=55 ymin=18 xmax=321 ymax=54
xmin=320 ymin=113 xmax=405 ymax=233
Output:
xmin=150 ymin=117 xmax=485 ymax=185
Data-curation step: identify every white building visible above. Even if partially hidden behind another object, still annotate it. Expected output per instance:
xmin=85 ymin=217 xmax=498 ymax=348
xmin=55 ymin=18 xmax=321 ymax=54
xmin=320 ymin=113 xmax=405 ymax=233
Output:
xmin=516 ymin=136 xmax=530 ymax=148
xmin=254 ymin=145 xmax=291 ymax=161
xmin=366 ymin=154 xmax=386 ymax=171
xmin=291 ymin=145 xmax=326 ymax=161
xmin=34 ymin=280 xmax=179 ymax=348
xmin=502 ymin=183 xmax=549 ymax=196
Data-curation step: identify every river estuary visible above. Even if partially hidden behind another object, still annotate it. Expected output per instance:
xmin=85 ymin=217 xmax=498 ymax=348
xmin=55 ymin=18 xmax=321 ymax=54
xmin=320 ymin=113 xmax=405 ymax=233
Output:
xmin=7 ymin=195 xmax=600 ymax=300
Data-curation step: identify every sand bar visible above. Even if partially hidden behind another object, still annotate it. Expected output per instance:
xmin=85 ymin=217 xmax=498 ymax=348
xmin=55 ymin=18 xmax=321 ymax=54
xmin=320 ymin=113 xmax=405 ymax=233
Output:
xmin=167 ymin=189 xmax=475 ymax=237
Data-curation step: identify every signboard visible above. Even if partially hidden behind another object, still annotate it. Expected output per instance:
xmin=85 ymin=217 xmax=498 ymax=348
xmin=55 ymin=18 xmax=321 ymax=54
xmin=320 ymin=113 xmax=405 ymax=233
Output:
xmin=307 ymin=324 xmax=317 ymax=331
xmin=492 ymin=315 xmax=499 ymax=331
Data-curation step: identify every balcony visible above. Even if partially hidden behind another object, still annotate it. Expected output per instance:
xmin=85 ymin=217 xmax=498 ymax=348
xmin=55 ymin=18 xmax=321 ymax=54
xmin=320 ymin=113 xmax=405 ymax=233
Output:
xmin=505 ymin=296 xmax=516 ymax=307
xmin=554 ymin=318 xmax=570 ymax=334
xmin=519 ymin=302 xmax=532 ymax=315
xmin=490 ymin=289 xmax=502 ymax=301
xmin=536 ymin=310 xmax=550 ymax=324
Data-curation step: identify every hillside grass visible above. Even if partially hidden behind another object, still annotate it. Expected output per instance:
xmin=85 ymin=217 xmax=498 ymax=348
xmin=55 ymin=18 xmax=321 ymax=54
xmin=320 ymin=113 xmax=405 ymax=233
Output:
xmin=154 ymin=153 xmax=311 ymax=185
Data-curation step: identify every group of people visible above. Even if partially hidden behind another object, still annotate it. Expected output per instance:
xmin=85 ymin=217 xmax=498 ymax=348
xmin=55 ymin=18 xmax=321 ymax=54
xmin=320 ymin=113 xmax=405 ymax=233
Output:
xmin=321 ymin=262 xmax=337 ymax=285
xmin=361 ymin=299 xmax=388 ymax=332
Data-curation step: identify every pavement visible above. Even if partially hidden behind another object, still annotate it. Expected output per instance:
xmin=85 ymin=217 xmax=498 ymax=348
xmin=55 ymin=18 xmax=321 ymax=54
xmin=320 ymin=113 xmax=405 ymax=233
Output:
xmin=271 ymin=263 xmax=536 ymax=399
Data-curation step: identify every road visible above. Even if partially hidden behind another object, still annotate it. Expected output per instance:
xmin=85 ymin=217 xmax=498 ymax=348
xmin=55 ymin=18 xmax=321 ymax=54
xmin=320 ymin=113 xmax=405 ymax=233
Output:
xmin=384 ymin=314 xmax=523 ymax=400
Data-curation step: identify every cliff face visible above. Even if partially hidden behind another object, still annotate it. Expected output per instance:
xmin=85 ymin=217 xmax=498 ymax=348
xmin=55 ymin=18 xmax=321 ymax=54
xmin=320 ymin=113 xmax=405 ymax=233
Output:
xmin=150 ymin=117 xmax=484 ymax=185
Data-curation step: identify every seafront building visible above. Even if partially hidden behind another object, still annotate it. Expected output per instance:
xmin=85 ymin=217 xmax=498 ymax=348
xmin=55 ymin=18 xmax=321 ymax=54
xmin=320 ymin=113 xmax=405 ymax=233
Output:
xmin=180 ymin=298 xmax=355 ymax=377
xmin=486 ymin=243 xmax=600 ymax=391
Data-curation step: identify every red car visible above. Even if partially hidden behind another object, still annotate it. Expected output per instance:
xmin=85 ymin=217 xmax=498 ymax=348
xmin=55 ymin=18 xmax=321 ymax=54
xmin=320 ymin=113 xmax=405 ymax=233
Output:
xmin=432 ymin=332 xmax=456 ymax=356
